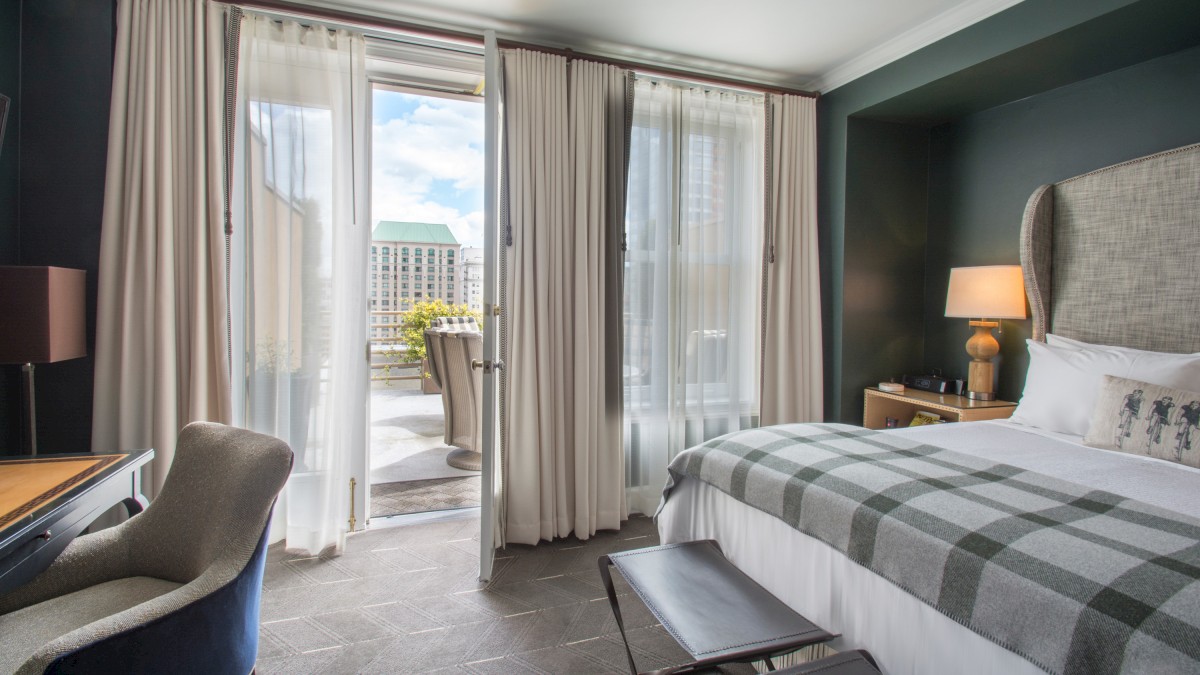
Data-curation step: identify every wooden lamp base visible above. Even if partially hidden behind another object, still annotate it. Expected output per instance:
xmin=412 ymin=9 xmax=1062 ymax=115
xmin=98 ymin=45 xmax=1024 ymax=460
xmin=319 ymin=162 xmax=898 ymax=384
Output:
xmin=965 ymin=320 xmax=999 ymax=401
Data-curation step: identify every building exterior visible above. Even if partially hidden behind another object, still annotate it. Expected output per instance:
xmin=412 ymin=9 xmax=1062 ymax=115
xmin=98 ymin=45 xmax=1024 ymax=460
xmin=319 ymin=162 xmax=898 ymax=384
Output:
xmin=369 ymin=221 xmax=461 ymax=340
xmin=459 ymin=247 xmax=484 ymax=314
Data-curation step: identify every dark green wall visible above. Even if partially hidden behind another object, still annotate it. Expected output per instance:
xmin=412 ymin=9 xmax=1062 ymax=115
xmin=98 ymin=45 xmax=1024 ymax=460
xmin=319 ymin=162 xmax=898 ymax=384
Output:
xmin=0 ymin=0 xmax=114 ymax=453
xmin=841 ymin=119 xmax=929 ymax=417
xmin=819 ymin=0 xmax=1200 ymax=422
xmin=0 ymin=2 xmax=17 ymax=264
xmin=923 ymin=45 xmax=1200 ymax=399
xmin=0 ymin=1 xmax=21 ymax=450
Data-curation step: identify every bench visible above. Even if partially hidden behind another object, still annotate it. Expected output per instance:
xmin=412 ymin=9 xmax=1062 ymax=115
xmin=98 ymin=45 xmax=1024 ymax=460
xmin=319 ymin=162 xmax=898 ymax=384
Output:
xmin=598 ymin=540 xmax=840 ymax=674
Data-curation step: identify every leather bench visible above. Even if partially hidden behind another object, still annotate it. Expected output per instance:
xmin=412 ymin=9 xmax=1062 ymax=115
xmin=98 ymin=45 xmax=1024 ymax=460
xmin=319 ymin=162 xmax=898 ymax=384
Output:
xmin=598 ymin=540 xmax=841 ymax=674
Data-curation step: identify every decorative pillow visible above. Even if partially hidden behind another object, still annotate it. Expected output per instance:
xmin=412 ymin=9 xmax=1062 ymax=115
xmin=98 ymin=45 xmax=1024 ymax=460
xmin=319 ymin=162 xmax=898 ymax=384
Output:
xmin=1084 ymin=376 xmax=1200 ymax=468
xmin=1009 ymin=340 xmax=1200 ymax=436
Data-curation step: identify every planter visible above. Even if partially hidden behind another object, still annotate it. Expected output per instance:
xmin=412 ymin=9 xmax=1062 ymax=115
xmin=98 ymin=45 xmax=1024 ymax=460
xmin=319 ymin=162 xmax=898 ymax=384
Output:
xmin=250 ymin=371 xmax=315 ymax=468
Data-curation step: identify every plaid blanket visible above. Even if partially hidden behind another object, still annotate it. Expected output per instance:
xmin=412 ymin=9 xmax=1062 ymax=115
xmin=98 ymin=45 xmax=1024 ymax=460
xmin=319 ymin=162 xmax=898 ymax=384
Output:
xmin=659 ymin=423 xmax=1200 ymax=675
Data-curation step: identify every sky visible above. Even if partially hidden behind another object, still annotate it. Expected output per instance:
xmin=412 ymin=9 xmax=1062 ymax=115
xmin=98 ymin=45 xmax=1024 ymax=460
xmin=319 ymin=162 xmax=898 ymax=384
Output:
xmin=372 ymin=90 xmax=485 ymax=248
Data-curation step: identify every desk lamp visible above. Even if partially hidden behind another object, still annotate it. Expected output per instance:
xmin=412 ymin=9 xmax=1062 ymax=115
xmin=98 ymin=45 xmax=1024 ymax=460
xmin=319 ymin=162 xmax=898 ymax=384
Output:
xmin=0 ymin=266 xmax=87 ymax=455
xmin=944 ymin=265 xmax=1026 ymax=401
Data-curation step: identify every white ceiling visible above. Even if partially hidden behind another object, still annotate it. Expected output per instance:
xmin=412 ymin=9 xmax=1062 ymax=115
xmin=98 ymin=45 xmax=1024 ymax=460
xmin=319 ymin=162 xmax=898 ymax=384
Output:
xmin=305 ymin=0 xmax=1025 ymax=92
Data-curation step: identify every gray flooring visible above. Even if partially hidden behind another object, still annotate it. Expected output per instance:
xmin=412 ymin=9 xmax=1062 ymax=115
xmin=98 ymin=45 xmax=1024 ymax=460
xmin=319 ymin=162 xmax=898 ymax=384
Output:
xmin=257 ymin=513 xmax=755 ymax=674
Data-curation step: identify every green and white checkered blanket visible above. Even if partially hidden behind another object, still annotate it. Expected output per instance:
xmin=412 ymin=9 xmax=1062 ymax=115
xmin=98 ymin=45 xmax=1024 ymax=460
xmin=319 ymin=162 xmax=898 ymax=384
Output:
xmin=659 ymin=423 xmax=1200 ymax=675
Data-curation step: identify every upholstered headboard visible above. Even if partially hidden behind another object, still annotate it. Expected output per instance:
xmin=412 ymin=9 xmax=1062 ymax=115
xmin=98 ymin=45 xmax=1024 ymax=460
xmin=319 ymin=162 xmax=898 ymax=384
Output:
xmin=1020 ymin=143 xmax=1200 ymax=353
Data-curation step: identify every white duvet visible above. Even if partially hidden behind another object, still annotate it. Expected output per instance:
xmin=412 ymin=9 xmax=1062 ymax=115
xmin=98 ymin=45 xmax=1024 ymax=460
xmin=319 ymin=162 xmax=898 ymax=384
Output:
xmin=656 ymin=420 xmax=1200 ymax=675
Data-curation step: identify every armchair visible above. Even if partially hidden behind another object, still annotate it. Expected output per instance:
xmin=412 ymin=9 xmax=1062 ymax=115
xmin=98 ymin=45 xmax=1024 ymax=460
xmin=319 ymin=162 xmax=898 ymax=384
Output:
xmin=0 ymin=422 xmax=293 ymax=674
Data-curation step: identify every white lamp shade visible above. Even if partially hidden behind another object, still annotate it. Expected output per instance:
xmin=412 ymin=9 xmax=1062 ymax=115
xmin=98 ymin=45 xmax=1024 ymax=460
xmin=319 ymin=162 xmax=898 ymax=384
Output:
xmin=945 ymin=265 xmax=1027 ymax=319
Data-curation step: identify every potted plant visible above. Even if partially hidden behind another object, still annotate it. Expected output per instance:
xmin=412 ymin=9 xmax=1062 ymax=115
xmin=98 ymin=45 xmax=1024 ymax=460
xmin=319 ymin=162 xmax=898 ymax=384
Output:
xmin=250 ymin=338 xmax=315 ymax=463
xmin=390 ymin=300 xmax=481 ymax=395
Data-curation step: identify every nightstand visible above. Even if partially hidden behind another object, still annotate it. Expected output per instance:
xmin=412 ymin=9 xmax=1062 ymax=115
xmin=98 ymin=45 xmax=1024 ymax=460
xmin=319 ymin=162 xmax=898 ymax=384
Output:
xmin=863 ymin=387 xmax=1016 ymax=430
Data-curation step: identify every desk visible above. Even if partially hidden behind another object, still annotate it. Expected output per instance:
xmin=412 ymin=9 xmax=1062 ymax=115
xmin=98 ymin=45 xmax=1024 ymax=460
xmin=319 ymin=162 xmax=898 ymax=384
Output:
xmin=0 ymin=449 xmax=153 ymax=596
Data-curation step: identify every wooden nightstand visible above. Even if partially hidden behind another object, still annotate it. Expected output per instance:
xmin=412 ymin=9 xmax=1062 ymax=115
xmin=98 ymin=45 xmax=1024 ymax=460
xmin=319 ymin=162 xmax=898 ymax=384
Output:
xmin=863 ymin=387 xmax=1016 ymax=430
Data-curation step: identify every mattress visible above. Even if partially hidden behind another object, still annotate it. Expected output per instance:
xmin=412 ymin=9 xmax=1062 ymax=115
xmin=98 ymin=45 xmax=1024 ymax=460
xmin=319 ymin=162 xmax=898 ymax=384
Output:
xmin=656 ymin=420 xmax=1200 ymax=675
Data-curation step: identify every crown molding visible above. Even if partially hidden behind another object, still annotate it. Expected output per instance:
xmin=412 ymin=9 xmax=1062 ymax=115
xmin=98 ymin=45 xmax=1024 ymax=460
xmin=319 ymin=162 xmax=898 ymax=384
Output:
xmin=805 ymin=0 xmax=1026 ymax=93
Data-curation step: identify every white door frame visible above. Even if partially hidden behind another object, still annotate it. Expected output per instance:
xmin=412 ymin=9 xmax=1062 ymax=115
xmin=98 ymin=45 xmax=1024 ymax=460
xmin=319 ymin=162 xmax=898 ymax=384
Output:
xmin=478 ymin=29 xmax=501 ymax=582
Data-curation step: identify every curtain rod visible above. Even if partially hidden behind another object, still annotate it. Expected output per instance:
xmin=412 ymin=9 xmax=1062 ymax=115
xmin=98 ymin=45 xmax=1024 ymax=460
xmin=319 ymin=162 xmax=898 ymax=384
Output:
xmin=235 ymin=0 xmax=819 ymax=99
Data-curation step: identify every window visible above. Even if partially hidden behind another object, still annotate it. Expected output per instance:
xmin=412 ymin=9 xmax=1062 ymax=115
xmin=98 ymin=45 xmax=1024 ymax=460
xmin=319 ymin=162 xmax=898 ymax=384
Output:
xmin=382 ymin=246 xmax=389 ymax=254
xmin=415 ymin=266 xmax=422 ymax=272
xmin=622 ymin=80 xmax=765 ymax=513
xmin=401 ymin=266 xmax=408 ymax=272
xmin=401 ymin=291 xmax=409 ymax=297
xmin=401 ymin=283 xmax=408 ymax=289
xmin=427 ymin=283 xmax=434 ymax=290
xmin=427 ymin=248 xmax=435 ymax=256
xmin=401 ymin=247 xmax=408 ymax=254
xmin=400 ymin=274 xmax=408 ymax=281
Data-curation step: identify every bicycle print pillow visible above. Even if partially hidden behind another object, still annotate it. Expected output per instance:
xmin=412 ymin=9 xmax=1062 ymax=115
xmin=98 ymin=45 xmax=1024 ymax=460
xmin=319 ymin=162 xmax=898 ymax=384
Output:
xmin=1084 ymin=375 xmax=1200 ymax=467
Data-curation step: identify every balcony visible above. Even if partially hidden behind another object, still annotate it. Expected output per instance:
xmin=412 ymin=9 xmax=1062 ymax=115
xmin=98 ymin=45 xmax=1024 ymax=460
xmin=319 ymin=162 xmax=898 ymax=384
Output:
xmin=369 ymin=311 xmax=480 ymax=519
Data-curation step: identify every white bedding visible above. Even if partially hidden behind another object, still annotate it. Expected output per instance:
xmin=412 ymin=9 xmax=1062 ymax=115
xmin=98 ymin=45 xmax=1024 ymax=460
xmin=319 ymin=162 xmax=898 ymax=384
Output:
xmin=656 ymin=420 xmax=1200 ymax=675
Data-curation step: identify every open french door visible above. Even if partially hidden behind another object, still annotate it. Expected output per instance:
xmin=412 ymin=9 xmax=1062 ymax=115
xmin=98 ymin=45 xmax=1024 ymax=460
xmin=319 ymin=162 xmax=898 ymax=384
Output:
xmin=478 ymin=30 xmax=503 ymax=582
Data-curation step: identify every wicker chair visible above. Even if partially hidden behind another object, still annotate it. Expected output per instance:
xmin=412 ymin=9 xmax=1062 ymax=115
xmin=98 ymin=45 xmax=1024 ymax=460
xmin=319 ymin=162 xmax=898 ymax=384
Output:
xmin=425 ymin=328 xmax=483 ymax=470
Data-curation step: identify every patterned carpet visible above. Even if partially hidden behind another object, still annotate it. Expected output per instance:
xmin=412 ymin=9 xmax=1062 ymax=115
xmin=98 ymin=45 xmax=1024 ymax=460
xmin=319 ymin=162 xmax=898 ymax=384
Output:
xmin=371 ymin=476 xmax=482 ymax=518
xmin=256 ymin=514 xmax=761 ymax=674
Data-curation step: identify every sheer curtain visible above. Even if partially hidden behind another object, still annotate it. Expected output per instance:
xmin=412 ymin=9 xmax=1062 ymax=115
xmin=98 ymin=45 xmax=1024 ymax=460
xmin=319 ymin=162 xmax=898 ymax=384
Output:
xmin=232 ymin=15 xmax=368 ymax=555
xmin=623 ymin=80 xmax=764 ymax=515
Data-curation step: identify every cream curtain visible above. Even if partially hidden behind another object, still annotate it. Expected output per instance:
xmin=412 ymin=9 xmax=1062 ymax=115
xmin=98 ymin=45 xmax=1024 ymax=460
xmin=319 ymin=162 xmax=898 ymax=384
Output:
xmin=760 ymin=94 xmax=822 ymax=425
xmin=232 ymin=15 xmax=369 ymax=555
xmin=93 ymin=0 xmax=231 ymax=496
xmin=502 ymin=50 xmax=630 ymax=545
xmin=623 ymin=80 xmax=765 ymax=515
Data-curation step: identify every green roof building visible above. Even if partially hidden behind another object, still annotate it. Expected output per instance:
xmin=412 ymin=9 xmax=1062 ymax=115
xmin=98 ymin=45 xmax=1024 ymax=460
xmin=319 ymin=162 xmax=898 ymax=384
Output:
xmin=371 ymin=221 xmax=459 ymax=245
xmin=369 ymin=222 xmax=463 ymax=338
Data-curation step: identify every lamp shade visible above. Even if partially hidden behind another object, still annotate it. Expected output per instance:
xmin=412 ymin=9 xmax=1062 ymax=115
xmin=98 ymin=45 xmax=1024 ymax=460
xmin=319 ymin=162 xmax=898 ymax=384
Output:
xmin=0 ymin=266 xmax=87 ymax=364
xmin=944 ymin=265 xmax=1027 ymax=319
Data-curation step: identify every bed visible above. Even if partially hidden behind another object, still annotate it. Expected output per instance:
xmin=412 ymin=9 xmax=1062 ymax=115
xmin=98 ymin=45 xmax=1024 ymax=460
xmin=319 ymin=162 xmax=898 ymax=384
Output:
xmin=656 ymin=142 xmax=1200 ymax=675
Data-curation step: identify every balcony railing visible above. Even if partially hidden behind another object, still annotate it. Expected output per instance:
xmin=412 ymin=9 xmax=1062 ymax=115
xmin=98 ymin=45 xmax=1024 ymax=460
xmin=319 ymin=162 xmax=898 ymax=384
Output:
xmin=370 ymin=310 xmax=421 ymax=382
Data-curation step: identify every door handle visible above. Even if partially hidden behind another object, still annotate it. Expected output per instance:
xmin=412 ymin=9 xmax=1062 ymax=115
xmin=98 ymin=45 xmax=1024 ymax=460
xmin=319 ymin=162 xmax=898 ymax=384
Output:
xmin=471 ymin=360 xmax=505 ymax=374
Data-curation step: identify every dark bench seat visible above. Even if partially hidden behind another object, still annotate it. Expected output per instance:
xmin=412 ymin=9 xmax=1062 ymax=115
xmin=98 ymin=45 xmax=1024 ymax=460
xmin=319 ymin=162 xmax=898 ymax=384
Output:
xmin=598 ymin=540 xmax=839 ymax=674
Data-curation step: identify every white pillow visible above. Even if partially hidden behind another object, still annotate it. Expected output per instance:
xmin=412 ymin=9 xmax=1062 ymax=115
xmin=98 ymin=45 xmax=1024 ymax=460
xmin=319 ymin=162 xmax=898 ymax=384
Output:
xmin=1010 ymin=339 xmax=1200 ymax=436
xmin=1046 ymin=333 xmax=1200 ymax=356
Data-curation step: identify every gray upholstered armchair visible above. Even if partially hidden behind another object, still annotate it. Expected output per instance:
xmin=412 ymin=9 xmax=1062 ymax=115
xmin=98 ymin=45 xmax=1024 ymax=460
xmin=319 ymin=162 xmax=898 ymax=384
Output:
xmin=0 ymin=422 xmax=293 ymax=675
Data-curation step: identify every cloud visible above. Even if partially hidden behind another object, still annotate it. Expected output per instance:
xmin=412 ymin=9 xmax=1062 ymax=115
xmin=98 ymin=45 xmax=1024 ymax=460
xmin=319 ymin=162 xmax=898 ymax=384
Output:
xmin=372 ymin=94 xmax=485 ymax=247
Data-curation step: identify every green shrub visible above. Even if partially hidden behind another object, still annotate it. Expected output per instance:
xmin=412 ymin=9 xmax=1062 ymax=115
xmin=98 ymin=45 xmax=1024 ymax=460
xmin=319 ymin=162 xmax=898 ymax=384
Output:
xmin=392 ymin=299 xmax=482 ymax=364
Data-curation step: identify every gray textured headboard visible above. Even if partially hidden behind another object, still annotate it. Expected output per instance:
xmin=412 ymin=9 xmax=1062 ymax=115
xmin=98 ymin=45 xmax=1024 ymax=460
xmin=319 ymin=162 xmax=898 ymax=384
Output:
xmin=1020 ymin=143 xmax=1200 ymax=353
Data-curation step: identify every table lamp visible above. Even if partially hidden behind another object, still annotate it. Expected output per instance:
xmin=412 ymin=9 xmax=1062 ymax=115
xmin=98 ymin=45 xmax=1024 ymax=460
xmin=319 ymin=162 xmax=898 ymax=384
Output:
xmin=944 ymin=265 xmax=1027 ymax=401
xmin=0 ymin=266 xmax=87 ymax=455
